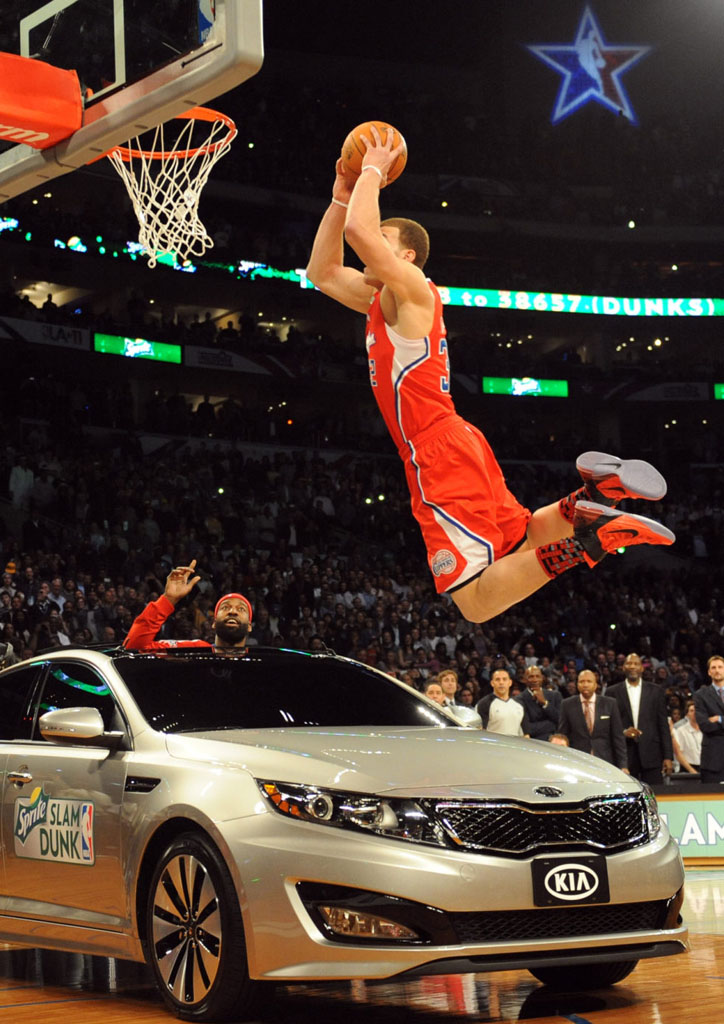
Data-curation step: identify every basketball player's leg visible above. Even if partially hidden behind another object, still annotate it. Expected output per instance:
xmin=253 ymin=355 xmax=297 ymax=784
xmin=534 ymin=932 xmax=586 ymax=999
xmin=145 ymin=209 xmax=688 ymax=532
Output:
xmin=452 ymin=500 xmax=675 ymax=624
xmin=450 ymin=452 xmax=674 ymax=624
xmin=451 ymin=545 xmax=551 ymax=623
xmin=524 ymin=501 xmax=574 ymax=547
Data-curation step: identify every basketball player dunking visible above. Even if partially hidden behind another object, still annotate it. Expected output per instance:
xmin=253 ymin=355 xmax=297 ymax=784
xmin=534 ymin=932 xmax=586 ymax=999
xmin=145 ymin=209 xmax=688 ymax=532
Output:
xmin=306 ymin=125 xmax=674 ymax=624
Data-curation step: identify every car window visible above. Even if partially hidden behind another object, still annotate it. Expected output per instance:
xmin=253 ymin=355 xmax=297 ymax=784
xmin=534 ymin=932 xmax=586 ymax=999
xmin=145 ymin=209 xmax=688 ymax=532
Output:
xmin=0 ymin=664 xmax=45 ymax=740
xmin=115 ymin=652 xmax=451 ymax=733
xmin=35 ymin=661 xmax=122 ymax=737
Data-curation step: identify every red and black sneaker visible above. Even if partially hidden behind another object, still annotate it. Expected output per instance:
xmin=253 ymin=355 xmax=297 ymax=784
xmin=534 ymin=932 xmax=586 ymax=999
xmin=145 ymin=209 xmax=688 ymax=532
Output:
xmin=576 ymin=451 xmax=667 ymax=507
xmin=573 ymin=500 xmax=676 ymax=567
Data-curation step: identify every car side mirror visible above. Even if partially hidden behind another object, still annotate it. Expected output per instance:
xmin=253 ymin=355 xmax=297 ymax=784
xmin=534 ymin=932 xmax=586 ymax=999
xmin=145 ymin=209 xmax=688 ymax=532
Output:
xmin=38 ymin=706 xmax=128 ymax=749
xmin=446 ymin=706 xmax=483 ymax=729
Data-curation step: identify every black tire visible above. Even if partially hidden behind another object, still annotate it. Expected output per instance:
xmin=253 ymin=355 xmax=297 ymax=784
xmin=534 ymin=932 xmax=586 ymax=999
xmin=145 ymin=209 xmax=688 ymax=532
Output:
xmin=145 ymin=831 xmax=266 ymax=1022
xmin=528 ymin=959 xmax=638 ymax=990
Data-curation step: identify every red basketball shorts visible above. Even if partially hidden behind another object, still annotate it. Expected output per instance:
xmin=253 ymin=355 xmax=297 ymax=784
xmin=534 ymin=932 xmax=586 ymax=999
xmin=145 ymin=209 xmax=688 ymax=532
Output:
xmin=401 ymin=416 xmax=531 ymax=594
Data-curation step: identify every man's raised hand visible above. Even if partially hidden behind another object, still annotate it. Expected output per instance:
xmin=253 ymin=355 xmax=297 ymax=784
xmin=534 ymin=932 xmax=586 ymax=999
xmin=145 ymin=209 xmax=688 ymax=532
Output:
xmin=164 ymin=559 xmax=202 ymax=605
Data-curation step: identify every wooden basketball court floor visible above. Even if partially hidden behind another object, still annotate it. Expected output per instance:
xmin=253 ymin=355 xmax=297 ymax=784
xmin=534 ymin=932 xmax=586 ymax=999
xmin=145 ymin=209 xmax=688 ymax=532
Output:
xmin=0 ymin=868 xmax=721 ymax=1024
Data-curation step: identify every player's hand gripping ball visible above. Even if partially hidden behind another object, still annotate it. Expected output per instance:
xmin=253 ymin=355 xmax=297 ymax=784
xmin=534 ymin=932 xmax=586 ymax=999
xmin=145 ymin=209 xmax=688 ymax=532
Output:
xmin=341 ymin=121 xmax=407 ymax=186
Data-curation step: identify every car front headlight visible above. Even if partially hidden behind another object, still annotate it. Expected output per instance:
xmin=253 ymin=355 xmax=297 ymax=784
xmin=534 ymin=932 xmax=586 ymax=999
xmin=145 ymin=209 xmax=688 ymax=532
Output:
xmin=641 ymin=783 xmax=662 ymax=840
xmin=259 ymin=780 xmax=448 ymax=847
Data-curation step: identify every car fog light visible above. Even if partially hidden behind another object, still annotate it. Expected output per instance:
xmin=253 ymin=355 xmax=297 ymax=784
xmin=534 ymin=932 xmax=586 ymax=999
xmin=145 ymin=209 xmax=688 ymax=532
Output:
xmin=318 ymin=906 xmax=419 ymax=940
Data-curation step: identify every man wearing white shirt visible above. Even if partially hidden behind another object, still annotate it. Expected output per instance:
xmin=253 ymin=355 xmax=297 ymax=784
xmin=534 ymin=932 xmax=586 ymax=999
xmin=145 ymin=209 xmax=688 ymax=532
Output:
xmin=625 ymin=673 xmax=642 ymax=732
xmin=48 ymin=576 xmax=67 ymax=612
xmin=476 ymin=669 xmax=529 ymax=736
xmin=675 ymin=700 xmax=702 ymax=771
xmin=607 ymin=652 xmax=673 ymax=784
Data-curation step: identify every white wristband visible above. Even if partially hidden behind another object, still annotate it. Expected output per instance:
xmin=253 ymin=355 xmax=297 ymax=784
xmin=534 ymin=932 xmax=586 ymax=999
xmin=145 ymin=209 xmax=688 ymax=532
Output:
xmin=361 ymin=165 xmax=384 ymax=180
xmin=331 ymin=198 xmax=348 ymax=208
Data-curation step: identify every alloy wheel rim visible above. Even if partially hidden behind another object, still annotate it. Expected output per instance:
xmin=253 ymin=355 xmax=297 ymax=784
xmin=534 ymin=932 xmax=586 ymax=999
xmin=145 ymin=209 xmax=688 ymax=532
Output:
xmin=152 ymin=853 xmax=222 ymax=1005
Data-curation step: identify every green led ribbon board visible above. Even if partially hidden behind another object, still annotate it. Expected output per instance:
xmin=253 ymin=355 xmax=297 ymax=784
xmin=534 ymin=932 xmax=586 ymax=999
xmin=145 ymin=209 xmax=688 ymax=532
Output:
xmin=94 ymin=333 xmax=181 ymax=364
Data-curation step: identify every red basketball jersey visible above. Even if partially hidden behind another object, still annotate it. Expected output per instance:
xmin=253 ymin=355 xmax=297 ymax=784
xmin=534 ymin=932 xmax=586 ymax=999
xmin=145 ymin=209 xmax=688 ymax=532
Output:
xmin=364 ymin=281 xmax=530 ymax=592
xmin=365 ymin=282 xmax=454 ymax=451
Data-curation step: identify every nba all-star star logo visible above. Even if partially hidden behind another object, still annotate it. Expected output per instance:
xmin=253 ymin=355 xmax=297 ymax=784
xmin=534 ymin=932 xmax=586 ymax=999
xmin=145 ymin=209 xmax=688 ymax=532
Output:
xmin=527 ymin=5 xmax=650 ymax=124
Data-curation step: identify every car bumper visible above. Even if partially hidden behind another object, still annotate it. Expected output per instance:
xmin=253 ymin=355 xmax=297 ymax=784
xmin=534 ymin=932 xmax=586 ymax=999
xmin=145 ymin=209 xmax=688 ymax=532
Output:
xmin=223 ymin=813 xmax=688 ymax=981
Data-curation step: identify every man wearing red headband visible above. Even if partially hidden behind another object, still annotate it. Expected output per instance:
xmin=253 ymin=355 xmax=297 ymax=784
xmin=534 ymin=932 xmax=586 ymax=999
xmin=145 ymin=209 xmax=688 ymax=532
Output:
xmin=123 ymin=559 xmax=252 ymax=653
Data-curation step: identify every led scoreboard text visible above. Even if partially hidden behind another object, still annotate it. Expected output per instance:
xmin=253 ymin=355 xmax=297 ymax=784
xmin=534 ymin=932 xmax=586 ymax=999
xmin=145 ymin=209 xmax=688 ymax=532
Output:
xmin=436 ymin=288 xmax=722 ymax=317
xmin=2 ymin=213 xmax=723 ymax=318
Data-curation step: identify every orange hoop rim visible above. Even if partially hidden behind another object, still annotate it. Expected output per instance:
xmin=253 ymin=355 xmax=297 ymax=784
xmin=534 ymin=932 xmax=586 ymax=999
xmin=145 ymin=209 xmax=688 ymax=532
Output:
xmin=105 ymin=106 xmax=237 ymax=162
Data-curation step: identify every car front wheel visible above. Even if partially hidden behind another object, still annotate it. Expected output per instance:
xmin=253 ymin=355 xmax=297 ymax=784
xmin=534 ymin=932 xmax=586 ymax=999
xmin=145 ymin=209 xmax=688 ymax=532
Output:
xmin=529 ymin=959 xmax=638 ymax=990
xmin=145 ymin=831 xmax=265 ymax=1021
xmin=528 ymin=958 xmax=639 ymax=991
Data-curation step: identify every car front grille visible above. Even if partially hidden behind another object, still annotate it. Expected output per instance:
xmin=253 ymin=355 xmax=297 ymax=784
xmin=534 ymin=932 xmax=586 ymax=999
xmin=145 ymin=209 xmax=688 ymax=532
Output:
xmin=423 ymin=795 xmax=647 ymax=855
xmin=450 ymin=899 xmax=667 ymax=944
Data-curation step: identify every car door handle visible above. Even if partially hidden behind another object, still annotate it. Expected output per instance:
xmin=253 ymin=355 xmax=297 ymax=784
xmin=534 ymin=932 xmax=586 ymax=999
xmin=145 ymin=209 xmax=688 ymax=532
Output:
xmin=7 ymin=771 xmax=33 ymax=786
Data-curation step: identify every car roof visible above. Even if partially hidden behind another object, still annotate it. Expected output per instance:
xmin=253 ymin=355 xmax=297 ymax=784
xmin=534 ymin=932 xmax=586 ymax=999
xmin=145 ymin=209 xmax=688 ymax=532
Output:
xmin=3 ymin=644 xmax=365 ymax=670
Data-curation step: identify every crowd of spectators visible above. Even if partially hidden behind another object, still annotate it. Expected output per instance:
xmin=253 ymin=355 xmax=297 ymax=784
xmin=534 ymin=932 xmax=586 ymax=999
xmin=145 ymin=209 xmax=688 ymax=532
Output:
xmin=2 ymin=415 xmax=723 ymax=739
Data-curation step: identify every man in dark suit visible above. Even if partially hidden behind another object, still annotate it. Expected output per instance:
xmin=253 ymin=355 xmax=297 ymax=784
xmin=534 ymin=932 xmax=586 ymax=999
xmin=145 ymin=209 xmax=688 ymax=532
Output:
xmin=607 ymin=652 xmax=673 ymax=784
xmin=515 ymin=664 xmax=562 ymax=741
xmin=693 ymin=654 xmax=724 ymax=782
xmin=558 ymin=669 xmax=628 ymax=770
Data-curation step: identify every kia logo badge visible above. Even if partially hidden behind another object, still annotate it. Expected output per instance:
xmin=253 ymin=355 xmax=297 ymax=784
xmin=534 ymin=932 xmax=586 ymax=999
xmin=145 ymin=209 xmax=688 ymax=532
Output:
xmin=544 ymin=862 xmax=600 ymax=901
xmin=534 ymin=786 xmax=563 ymax=798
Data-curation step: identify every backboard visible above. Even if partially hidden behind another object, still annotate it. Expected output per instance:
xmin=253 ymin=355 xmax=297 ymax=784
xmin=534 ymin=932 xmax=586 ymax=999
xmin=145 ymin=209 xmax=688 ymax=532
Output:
xmin=0 ymin=0 xmax=263 ymax=202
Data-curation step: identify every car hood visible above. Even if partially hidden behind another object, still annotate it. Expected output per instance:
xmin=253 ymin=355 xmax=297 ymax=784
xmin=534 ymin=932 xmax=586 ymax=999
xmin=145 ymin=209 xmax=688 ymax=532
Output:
xmin=165 ymin=727 xmax=637 ymax=800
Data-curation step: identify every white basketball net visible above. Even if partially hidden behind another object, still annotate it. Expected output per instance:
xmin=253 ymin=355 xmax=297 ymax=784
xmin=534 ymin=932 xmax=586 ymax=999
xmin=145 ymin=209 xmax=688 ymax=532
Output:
xmin=107 ymin=110 xmax=237 ymax=268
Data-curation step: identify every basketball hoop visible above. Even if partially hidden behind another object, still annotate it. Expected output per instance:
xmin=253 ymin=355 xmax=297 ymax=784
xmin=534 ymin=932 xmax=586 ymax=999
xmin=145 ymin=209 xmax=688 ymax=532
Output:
xmin=105 ymin=106 xmax=237 ymax=268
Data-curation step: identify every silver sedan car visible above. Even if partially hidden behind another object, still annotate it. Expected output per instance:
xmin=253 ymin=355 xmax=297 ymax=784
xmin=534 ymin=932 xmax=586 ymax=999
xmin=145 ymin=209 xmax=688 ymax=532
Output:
xmin=0 ymin=647 xmax=687 ymax=1021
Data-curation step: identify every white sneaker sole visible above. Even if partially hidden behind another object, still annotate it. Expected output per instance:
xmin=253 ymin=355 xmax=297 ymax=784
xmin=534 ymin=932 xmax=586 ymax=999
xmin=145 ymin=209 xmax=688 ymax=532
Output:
xmin=576 ymin=451 xmax=667 ymax=501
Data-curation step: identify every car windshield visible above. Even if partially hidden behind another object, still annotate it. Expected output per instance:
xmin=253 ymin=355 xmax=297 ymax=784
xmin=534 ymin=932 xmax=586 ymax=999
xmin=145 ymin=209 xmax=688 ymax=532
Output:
xmin=114 ymin=650 xmax=452 ymax=733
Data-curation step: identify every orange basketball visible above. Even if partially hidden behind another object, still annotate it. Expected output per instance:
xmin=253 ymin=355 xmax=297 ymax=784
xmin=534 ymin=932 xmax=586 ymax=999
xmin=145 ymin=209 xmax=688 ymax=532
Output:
xmin=340 ymin=121 xmax=407 ymax=186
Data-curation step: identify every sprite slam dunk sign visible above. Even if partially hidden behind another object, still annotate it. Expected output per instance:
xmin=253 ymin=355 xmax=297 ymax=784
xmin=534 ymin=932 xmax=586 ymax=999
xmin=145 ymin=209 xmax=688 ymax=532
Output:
xmin=14 ymin=785 xmax=95 ymax=865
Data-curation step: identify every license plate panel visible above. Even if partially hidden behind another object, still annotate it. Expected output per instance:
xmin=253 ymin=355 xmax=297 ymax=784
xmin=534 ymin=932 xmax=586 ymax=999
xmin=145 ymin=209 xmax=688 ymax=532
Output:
xmin=532 ymin=854 xmax=610 ymax=907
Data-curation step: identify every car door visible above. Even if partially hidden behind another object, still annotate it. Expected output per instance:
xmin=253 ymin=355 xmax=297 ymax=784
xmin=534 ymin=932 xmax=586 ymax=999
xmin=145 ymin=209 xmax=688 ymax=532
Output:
xmin=0 ymin=661 xmax=46 ymax=906
xmin=1 ymin=658 xmax=129 ymax=928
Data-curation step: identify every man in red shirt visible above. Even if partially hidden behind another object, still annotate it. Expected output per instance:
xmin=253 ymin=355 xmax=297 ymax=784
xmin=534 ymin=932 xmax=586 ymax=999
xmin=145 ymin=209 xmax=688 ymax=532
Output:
xmin=306 ymin=125 xmax=674 ymax=624
xmin=124 ymin=559 xmax=252 ymax=653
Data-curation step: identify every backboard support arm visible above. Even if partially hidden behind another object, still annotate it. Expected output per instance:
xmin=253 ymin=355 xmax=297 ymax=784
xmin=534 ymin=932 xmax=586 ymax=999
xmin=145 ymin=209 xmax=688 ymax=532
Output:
xmin=0 ymin=0 xmax=263 ymax=203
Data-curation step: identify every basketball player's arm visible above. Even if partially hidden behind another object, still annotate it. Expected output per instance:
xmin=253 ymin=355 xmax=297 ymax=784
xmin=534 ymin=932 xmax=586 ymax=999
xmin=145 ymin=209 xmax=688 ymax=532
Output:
xmin=344 ymin=162 xmax=431 ymax=309
xmin=343 ymin=127 xmax=432 ymax=317
xmin=306 ymin=160 xmax=376 ymax=314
